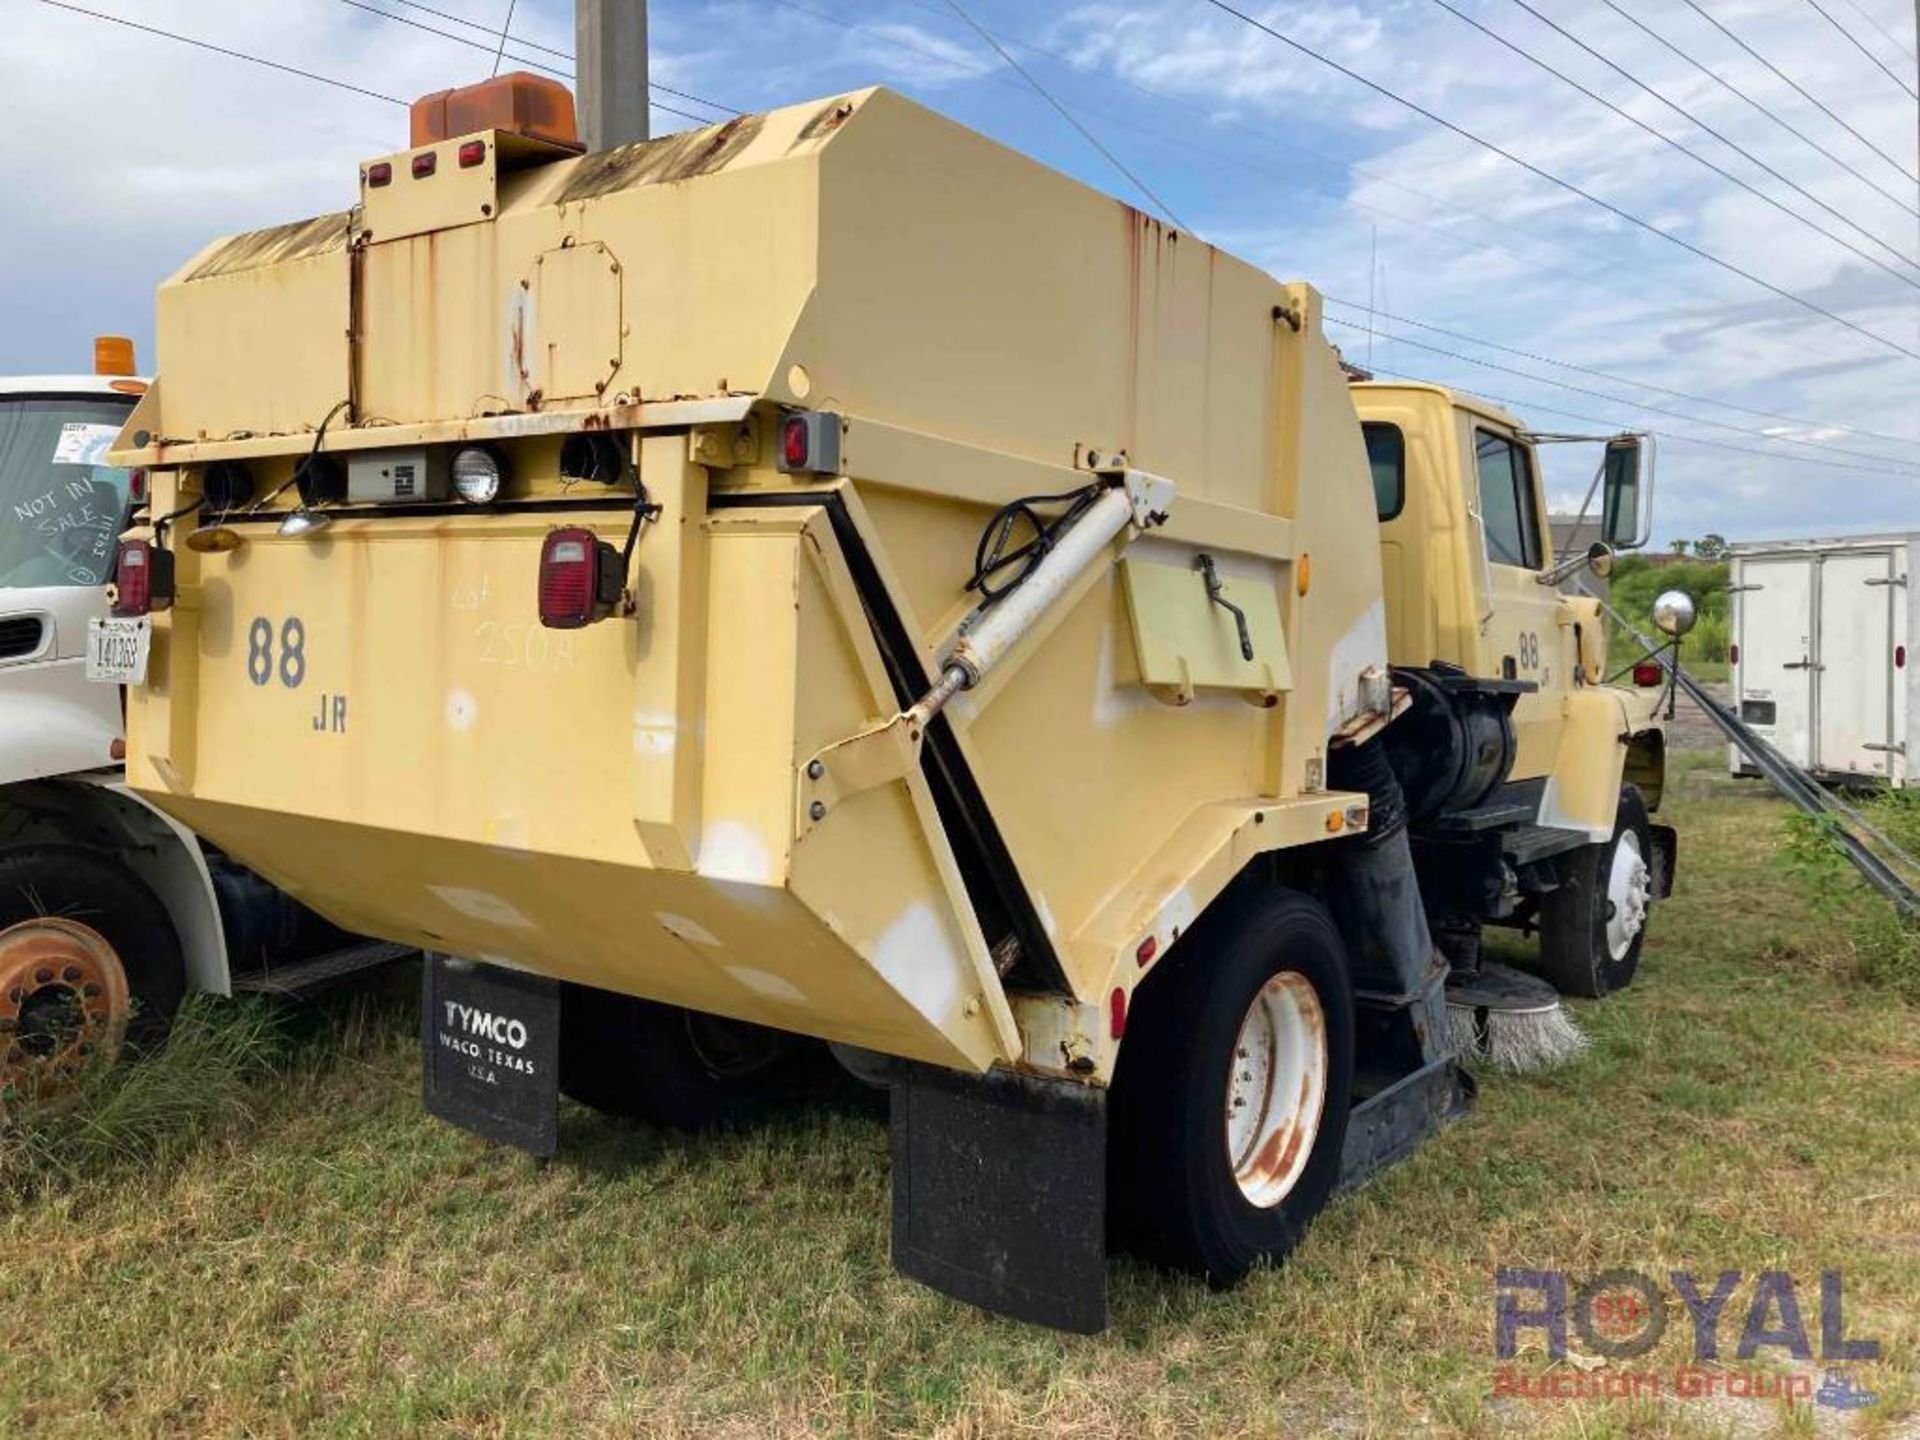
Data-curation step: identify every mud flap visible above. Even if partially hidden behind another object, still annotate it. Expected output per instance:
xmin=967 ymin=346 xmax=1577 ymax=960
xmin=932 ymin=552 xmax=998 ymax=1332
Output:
xmin=422 ymin=954 xmax=560 ymax=1156
xmin=890 ymin=1062 xmax=1107 ymax=1334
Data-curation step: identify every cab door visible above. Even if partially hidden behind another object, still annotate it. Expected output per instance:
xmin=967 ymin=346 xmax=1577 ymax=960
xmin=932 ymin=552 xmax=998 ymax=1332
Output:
xmin=1466 ymin=422 xmax=1566 ymax=778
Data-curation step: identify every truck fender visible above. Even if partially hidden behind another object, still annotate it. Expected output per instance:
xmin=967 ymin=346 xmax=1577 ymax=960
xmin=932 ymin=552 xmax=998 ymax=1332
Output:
xmin=0 ymin=775 xmax=231 ymax=996
xmin=1537 ymin=687 xmax=1658 ymax=842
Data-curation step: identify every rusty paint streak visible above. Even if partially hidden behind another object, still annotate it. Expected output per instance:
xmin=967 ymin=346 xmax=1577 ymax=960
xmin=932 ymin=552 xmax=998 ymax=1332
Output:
xmin=792 ymin=97 xmax=857 ymax=146
xmin=185 ymin=212 xmax=352 ymax=282
xmin=556 ymin=114 xmax=767 ymax=204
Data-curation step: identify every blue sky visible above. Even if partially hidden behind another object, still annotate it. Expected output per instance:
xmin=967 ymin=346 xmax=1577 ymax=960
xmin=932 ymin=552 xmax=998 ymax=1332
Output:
xmin=4 ymin=0 xmax=1917 ymax=544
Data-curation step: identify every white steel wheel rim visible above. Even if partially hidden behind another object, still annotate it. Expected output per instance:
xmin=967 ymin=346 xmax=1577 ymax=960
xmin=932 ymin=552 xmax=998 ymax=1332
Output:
xmin=1225 ymin=970 xmax=1328 ymax=1209
xmin=1605 ymin=830 xmax=1651 ymax=961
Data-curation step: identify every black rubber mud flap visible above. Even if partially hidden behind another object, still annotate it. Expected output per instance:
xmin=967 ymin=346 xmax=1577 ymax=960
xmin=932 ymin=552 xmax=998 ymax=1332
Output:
xmin=890 ymin=1062 xmax=1107 ymax=1334
xmin=422 ymin=954 xmax=560 ymax=1157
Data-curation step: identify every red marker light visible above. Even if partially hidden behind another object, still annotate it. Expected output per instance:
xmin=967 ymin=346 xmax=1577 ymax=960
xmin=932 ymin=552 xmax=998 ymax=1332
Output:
xmin=538 ymin=526 xmax=622 ymax=629
xmin=110 ymin=538 xmax=175 ymax=617
xmin=458 ymin=140 xmax=486 ymax=168
xmin=128 ymin=468 xmax=147 ymax=503
xmin=1632 ymin=661 xmax=1662 ymax=687
xmin=367 ymin=161 xmax=393 ymax=188
xmin=412 ymin=151 xmax=437 ymax=179
xmin=1135 ymin=935 xmax=1157 ymax=968
xmin=782 ymin=416 xmax=809 ymax=470
xmin=1108 ymin=986 xmax=1128 ymax=1040
xmin=1897 ymin=645 xmax=1907 ymax=670
xmin=1728 ymin=643 xmax=1739 ymax=665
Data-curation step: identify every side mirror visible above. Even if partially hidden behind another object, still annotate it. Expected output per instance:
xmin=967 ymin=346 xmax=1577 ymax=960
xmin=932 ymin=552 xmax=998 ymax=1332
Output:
xmin=1585 ymin=541 xmax=1615 ymax=580
xmin=1653 ymin=589 xmax=1697 ymax=638
xmin=1601 ymin=437 xmax=1646 ymax=549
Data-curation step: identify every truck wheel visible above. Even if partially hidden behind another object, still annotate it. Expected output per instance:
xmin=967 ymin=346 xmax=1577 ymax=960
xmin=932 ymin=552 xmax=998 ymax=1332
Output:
xmin=558 ymin=985 xmax=801 ymax=1131
xmin=1108 ymin=889 xmax=1355 ymax=1284
xmin=0 ymin=846 xmax=186 ymax=1106
xmin=1538 ymin=785 xmax=1654 ymax=998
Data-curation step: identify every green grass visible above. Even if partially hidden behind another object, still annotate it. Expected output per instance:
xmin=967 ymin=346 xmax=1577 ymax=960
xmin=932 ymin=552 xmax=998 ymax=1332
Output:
xmin=1 ymin=748 xmax=1916 ymax=1436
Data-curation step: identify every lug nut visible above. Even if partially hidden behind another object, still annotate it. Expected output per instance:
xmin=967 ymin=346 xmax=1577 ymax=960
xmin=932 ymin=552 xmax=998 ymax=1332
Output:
xmin=62 ymin=966 xmax=82 ymax=984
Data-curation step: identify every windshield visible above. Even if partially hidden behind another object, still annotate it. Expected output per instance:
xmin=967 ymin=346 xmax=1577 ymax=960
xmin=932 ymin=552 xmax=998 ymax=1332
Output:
xmin=0 ymin=395 xmax=136 ymax=589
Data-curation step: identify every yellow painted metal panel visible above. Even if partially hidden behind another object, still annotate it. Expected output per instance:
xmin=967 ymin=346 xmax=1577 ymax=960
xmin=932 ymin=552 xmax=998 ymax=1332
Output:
xmin=1119 ymin=555 xmax=1291 ymax=700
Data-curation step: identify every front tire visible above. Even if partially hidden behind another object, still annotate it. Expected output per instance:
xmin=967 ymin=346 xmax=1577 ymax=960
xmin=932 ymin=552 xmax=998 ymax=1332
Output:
xmin=0 ymin=845 xmax=186 ymax=1106
xmin=1108 ymin=888 xmax=1355 ymax=1283
xmin=1538 ymin=785 xmax=1654 ymax=998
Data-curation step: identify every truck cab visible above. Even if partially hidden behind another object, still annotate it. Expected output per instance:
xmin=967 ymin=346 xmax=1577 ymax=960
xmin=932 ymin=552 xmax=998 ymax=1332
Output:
xmin=0 ymin=346 xmax=403 ymax=1107
xmin=1351 ymin=380 xmax=1673 ymax=993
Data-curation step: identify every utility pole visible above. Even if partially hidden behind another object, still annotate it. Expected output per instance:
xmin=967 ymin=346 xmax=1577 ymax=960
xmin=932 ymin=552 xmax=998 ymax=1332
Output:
xmin=576 ymin=0 xmax=648 ymax=151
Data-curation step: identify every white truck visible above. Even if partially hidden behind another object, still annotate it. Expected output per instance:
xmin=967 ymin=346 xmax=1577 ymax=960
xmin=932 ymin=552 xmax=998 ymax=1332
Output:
xmin=1730 ymin=533 xmax=1914 ymax=788
xmin=0 ymin=345 xmax=405 ymax=1102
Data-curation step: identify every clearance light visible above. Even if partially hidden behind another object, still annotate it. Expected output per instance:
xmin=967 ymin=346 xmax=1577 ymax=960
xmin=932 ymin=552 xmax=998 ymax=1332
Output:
xmin=366 ymin=161 xmax=393 ymax=188
xmin=538 ymin=526 xmax=623 ymax=629
xmin=776 ymin=411 xmax=842 ymax=475
xmin=412 ymin=151 xmax=438 ymax=179
xmin=459 ymin=139 xmax=487 ymax=168
xmin=1632 ymin=661 xmax=1662 ymax=687
xmin=110 ymin=539 xmax=174 ymax=617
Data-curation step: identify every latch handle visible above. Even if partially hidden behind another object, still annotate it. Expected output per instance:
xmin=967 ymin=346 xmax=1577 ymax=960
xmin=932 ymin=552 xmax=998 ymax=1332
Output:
xmin=1195 ymin=553 xmax=1254 ymax=662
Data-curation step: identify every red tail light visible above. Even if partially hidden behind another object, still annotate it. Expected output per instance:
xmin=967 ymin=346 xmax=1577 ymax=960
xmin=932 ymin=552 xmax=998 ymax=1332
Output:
xmin=458 ymin=139 xmax=487 ymax=168
xmin=538 ymin=526 xmax=623 ymax=629
xmin=1632 ymin=661 xmax=1662 ymax=687
xmin=776 ymin=411 xmax=842 ymax=474
xmin=110 ymin=538 xmax=174 ymax=617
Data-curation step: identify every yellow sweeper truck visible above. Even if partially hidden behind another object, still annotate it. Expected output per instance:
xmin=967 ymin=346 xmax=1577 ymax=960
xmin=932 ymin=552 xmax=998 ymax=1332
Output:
xmin=97 ymin=76 xmax=1671 ymax=1330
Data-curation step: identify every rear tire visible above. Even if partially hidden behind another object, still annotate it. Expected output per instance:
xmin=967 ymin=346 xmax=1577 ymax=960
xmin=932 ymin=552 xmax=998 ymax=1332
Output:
xmin=1538 ymin=785 xmax=1654 ymax=998
xmin=1108 ymin=888 xmax=1355 ymax=1283
xmin=558 ymin=985 xmax=803 ymax=1131
xmin=0 ymin=845 xmax=186 ymax=1103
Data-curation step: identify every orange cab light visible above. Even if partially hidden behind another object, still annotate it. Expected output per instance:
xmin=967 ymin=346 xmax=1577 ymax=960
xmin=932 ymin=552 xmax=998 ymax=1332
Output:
xmin=410 ymin=72 xmax=583 ymax=151
xmin=110 ymin=379 xmax=148 ymax=395
xmin=94 ymin=335 xmax=136 ymax=377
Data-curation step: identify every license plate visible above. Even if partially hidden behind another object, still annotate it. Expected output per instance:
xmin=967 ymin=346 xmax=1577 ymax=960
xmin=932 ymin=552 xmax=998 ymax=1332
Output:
xmin=421 ymin=954 xmax=560 ymax=1156
xmin=85 ymin=616 xmax=151 ymax=685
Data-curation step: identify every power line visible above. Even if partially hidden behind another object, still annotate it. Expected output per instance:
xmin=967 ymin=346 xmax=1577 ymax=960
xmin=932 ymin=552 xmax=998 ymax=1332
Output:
xmin=1595 ymin=0 xmax=1919 ymax=223
xmin=1323 ymin=314 xmax=1920 ymax=475
xmin=1831 ymin=0 xmax=1917 ymax=64
xmin=1803 ymin=0 xmax=1919 ymax=97
xmin=1360 ymin=359 xmax=1920 ymax=480
xmin=1678 ymin=0 xmax=1918 ymax=185
xmin=936 ymin=0 xmax=1190 ymax=231
xmin=1321 ymin=295 xmax=1920 ymax=448
xmin=381 ymin=0 xmax=569 ymax=59
xmin=329 ymin=0 xmax=740 ymax=117
xmin=1198 ymin=0 xmax=1920 ymax=363
xmin=1427 ymin=0 xmax=1920 ymax=285
xmin=36 ymin=0 xmax=408 ymax=104
xmin=1428 ymin=0 xmax=1920 ymax=289
xmin=872 ymin=0 xmax=1916 ymax=451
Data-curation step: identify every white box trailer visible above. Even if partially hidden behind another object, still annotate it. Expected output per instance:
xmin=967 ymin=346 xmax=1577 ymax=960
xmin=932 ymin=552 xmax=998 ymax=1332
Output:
xmin=1729 ymin=533 xmax=1914 ymax=787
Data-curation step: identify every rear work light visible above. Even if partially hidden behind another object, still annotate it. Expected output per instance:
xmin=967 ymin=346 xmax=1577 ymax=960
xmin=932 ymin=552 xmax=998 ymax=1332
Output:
xmin=538 ymin=527 xmax=623 ymax=629
xmin=1632 ymin=661 xmax=1662 ymax=687
xmin=110 ymin=539 xmax=175 ymax=617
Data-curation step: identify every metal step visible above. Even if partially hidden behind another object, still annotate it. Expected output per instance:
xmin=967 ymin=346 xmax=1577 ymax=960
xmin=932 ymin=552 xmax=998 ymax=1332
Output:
xmin=229 ymin=941 xmax=415 ymax=997
xmin=1502 ymin=823 xmax=1589 ymax=866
